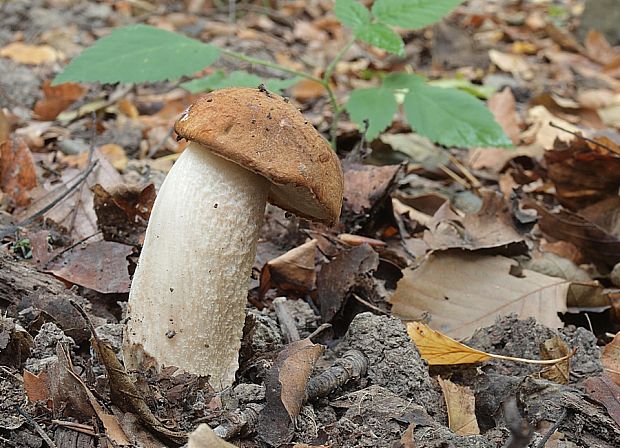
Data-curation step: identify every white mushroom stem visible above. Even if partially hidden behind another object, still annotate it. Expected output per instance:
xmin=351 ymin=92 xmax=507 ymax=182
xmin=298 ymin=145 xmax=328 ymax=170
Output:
xmin=124 ymin=142 xmax=269 ymax=389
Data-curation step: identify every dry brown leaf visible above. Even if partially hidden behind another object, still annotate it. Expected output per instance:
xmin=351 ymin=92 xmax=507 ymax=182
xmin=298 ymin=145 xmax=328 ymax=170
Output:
xmin=46 ymin=241 xmax=133 ymax=294
xmin=437 ymin=377 xmax=480 ymax=436
xmin=33 ymin=81 xmax=87 ymax=121
xmin=487 ymin=87 xmax=521 ymax=145
xmin=0 ymin=42 xmax=62 ymax=64
xmin=188 ymin=424 xmax=236 ymax=448
xmin=23 ymin=370 xmax=49 ymax=404
xmin=522 ymin=106 xmax=578 ymax=149
xmin=258 ymin=338 xmax=323 ymax=446
xmin=259 ymin=239 xmax=318 ymax=297
xmin=489 ymin=50 xmax=534 ymax=80
xmin=602 ymin=332 xmax=620 ymax=386
xmin=584 ymin=375 xmax=620 ymax=427
xmin=0 ymin=136 xmax=38 ymax=207
xmin=291 ymin=78 xmax=327 ymax=102
xmin=407 ymin=322 xmax=575 ymax=366
xmin=391 ymin=252 xmax=569 ymax=339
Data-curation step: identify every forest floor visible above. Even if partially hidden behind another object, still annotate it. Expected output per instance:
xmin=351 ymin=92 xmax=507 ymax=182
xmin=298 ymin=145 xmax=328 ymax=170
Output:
xmin=1 ymin=1 xmax=620 ymax=447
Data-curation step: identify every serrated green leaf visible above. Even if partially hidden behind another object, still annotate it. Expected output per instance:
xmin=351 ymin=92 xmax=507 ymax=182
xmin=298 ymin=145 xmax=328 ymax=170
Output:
xmin=182 ymin=70 xmax=299 ymax=94
xmin=356 ymin=23 xmax=404 ymax=55
xmin=403 ymin=84 xmax=512 ymax=148
xmin=371 ymin=0 xmax=465 ymax=29
xmin=346 ymin=87 xmax=398 ymax=140
xmin=53 ymin=24 xmax=220 ymax=85
xmin=334 ymin=0 xmax=370 ymax=31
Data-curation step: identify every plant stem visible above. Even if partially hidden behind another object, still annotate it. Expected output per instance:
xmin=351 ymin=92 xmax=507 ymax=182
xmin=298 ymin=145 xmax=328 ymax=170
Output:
xmin=219 ymin=48 xmax=322 ymax=83
xmin=321 ymin=38 xmax=355 ymax=146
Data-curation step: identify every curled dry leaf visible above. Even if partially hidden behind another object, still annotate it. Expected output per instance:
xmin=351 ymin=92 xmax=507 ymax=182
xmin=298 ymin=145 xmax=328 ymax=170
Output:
xmin=92 ymin=183 xmax=155 ymax=246
xmin=407 ymin=322 xmax=575 ymax=366
xmin=544 ymin=136 xmax=620 ymax=210
xmin=260 ymin=239 xmax=318 ymax=297
xmin=423 ymin=190 xmax=526 ymax=255
xmin=437 ymin=377 xmax=480 ymax=436
xmin=33 ymin=81 xmax=87 ymax=121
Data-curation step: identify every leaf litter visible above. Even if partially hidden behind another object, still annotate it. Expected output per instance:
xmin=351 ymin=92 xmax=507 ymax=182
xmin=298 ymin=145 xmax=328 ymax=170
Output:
xmin=0 ymin=0 xmax=620 ymax=447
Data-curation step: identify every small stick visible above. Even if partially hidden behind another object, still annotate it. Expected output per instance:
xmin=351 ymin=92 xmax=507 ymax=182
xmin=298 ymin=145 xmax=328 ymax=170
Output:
xmin=213 ymin=350 xmax=368 ymax=440
xmin=14 ymin=405 xmax=58 ymax=448
xmin=351 ymin=293 xmax=388 ymax=315
xmin=273 ymin=297 xmax=300 ymax=343
xmin=534 ymin=408 xmax=567 ymax=448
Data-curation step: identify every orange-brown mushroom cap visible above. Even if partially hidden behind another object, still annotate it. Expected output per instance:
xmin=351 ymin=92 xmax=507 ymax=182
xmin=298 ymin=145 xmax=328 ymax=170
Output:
xmin=174 ymin=87 xmax=343 ymax=226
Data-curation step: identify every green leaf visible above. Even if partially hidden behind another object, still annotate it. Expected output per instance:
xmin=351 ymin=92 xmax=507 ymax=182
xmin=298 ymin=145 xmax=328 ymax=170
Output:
xmin=356 ymin=23 xmax=404 ymax=55
xmin=371 ymin=0 xmax=465 ymax=29
xmin=346 ymin=87 xmax=398 ymax=140
xmin=382 ymin=72 xmax=425 ymax=90
xmin=428 ymin=78 xmax=496 ymax=99
xmin=334 ymin=0 xmax=370 ymax=31
xmin=182 ymin=70 xmax=300 ymax=94
xmin=53 ymin=24 xmax=220 ymax=85
xmin=403 ymin=84 xmax=512 ymax=148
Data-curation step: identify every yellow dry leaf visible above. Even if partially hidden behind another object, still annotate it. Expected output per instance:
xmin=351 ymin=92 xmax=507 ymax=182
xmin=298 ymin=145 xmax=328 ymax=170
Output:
xmin=438 ymin=377 xmax=480 ymax=436
xmin=188 ymin=424 xmax=236 ymax=448
xmin=408 ymin=322 xmax=492 ymax=365
xmin=408 ymin=322 xmax=575 ymax=366
xmin=0 ymin=42 xmax=62 ymax=65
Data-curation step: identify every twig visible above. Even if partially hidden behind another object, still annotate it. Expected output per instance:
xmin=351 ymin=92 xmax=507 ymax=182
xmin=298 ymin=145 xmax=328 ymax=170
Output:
xmin=351 ymin=293 xmax=389 ymax=315
xmin=0 ymin=435 xmax=17 ymax=447
xmin=548 ymin=122 xmax=615 ymax=153
xmin=14 ymin=405 xmax=58 ymax=448
xmin=213 ymin=350 xmax=368 ymax=440
xmin=43 ymin=231 xmax=102 ymax=269
xmin=50 ymin=420 xmax=97 ymax=437
xmin=534 ymin=408 xmax=567 ymax=448
xmin=447 ymin=154 xmax=481 ymax=189
xmin=273 ymin=297 xmax=300 ymax=343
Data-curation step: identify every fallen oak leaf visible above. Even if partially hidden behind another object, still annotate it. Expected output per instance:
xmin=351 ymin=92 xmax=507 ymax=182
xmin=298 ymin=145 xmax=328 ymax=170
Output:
xmin=407 ymin=322 xmax=576 ymax=366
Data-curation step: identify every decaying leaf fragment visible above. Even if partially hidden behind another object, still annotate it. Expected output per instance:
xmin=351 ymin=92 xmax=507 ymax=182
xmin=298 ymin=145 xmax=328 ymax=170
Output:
xmin=539 ymin=336 xmax=571 ymax=384
xmin=602 ymin=332 xmax=620 ymax=386
xmin=258 ymin=337 xmax=324 ymax=446
xmin=437 ymin=377 xmax=480 ymax=436
xmin=407 ymin=322 xmax=575 ymax=367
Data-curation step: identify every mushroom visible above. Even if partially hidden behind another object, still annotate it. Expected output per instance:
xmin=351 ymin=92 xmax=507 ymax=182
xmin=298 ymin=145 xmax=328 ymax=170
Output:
xmin=123 ymin=87 xmax=343 ymax=390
